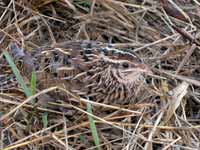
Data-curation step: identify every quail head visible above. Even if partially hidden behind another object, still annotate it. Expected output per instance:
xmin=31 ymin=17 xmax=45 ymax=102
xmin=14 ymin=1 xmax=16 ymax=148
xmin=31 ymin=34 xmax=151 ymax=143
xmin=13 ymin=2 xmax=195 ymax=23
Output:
xmin=9 ymin=41 xmax=152 ymax=104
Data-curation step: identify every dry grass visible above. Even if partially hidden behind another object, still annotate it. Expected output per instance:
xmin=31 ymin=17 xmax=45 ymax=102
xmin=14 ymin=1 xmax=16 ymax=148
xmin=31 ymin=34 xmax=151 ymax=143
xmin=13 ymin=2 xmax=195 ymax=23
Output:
xmin=0 ymin=0 xmax=200 ymax=149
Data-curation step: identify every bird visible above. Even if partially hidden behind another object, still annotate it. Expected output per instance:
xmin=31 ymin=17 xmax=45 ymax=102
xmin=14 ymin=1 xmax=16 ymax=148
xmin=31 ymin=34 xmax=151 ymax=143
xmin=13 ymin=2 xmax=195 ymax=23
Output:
xmin=8 ymin=41 xmax=152 ymax=105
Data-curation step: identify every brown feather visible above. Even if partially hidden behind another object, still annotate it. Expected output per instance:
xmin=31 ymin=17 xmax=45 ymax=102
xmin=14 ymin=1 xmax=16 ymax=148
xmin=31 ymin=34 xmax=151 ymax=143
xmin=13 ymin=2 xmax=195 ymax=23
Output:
xmin=9 ymin=41 xmax=151 ymax=104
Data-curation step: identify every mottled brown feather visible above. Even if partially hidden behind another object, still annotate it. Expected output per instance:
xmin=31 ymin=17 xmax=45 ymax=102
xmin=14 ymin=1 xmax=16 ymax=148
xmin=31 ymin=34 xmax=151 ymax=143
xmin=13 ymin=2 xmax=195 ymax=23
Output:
xmin=8 ymin=41 xmax=151 ymax=104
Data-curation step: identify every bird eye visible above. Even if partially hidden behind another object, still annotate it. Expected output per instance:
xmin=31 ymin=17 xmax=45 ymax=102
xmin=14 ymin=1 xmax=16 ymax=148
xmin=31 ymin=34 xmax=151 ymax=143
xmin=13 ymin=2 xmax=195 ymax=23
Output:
xmin=122 ymin=62 xmax=129 ymax=68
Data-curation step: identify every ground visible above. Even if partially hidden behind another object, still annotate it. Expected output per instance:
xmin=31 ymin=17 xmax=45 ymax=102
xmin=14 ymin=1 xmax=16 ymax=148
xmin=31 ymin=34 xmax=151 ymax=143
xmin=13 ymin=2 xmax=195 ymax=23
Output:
xmin=0 ymin=0 xmax=200 ymax=150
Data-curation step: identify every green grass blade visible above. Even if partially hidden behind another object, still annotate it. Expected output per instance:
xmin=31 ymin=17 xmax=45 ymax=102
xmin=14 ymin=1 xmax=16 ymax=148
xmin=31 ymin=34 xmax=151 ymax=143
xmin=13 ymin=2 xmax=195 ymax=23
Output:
xmin=30 ymin=71 xmax=37 ymax=95
xmin=87 ymin=103 xmax=101 ymax=150
xmin=30 ymin=71 xmax=37 ymax=104
xmin=3 ymin=51 xmax=31 ymax=97
xmin=79 ymin=134 xmax=86 ymax=143
xmin=42 ymin=112 xmax=48 ymax=128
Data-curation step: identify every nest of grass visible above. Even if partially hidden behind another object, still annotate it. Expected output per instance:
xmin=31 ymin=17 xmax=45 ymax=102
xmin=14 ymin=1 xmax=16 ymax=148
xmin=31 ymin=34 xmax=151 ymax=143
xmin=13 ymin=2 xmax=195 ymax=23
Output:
xmin=0 ymin=0 xmax=200 ymax=149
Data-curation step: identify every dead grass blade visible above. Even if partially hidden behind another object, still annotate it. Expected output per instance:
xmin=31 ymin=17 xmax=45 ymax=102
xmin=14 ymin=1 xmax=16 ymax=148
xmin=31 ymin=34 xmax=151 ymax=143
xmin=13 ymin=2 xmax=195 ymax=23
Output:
xmin=164 ymin=82 xmax=189 ymax=123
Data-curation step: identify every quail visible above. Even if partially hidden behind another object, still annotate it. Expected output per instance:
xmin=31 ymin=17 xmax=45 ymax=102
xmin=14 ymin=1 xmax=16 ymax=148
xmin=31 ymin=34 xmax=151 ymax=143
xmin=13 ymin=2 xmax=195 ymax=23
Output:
xmin=8 ymin=41 xmax=152 ymax=104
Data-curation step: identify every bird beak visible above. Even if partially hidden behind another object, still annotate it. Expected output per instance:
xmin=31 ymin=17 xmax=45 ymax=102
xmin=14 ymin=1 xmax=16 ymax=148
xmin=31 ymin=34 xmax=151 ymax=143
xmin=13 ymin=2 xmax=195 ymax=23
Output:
xmin=122 ymin=66 xmax=152 ymax=74
xmin=136 ymin=64 xmax=166 ymax=79
xmin=137 ymin=64 xmax=153 ymax=75
xmin=122 ymin=64 xmax=166 ymax=79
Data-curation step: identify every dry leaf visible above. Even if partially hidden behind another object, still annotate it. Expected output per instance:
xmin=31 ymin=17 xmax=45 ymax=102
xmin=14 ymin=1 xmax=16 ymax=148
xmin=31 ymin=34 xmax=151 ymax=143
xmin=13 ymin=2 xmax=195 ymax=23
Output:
xmin=164 ymin=82 xmax=189 ymax=123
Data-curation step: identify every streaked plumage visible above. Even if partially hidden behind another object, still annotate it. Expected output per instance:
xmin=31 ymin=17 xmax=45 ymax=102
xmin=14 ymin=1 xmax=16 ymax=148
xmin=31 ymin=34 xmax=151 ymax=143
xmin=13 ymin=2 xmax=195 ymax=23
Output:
xmin=8 ymin=41 xmax=151 ymax=104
